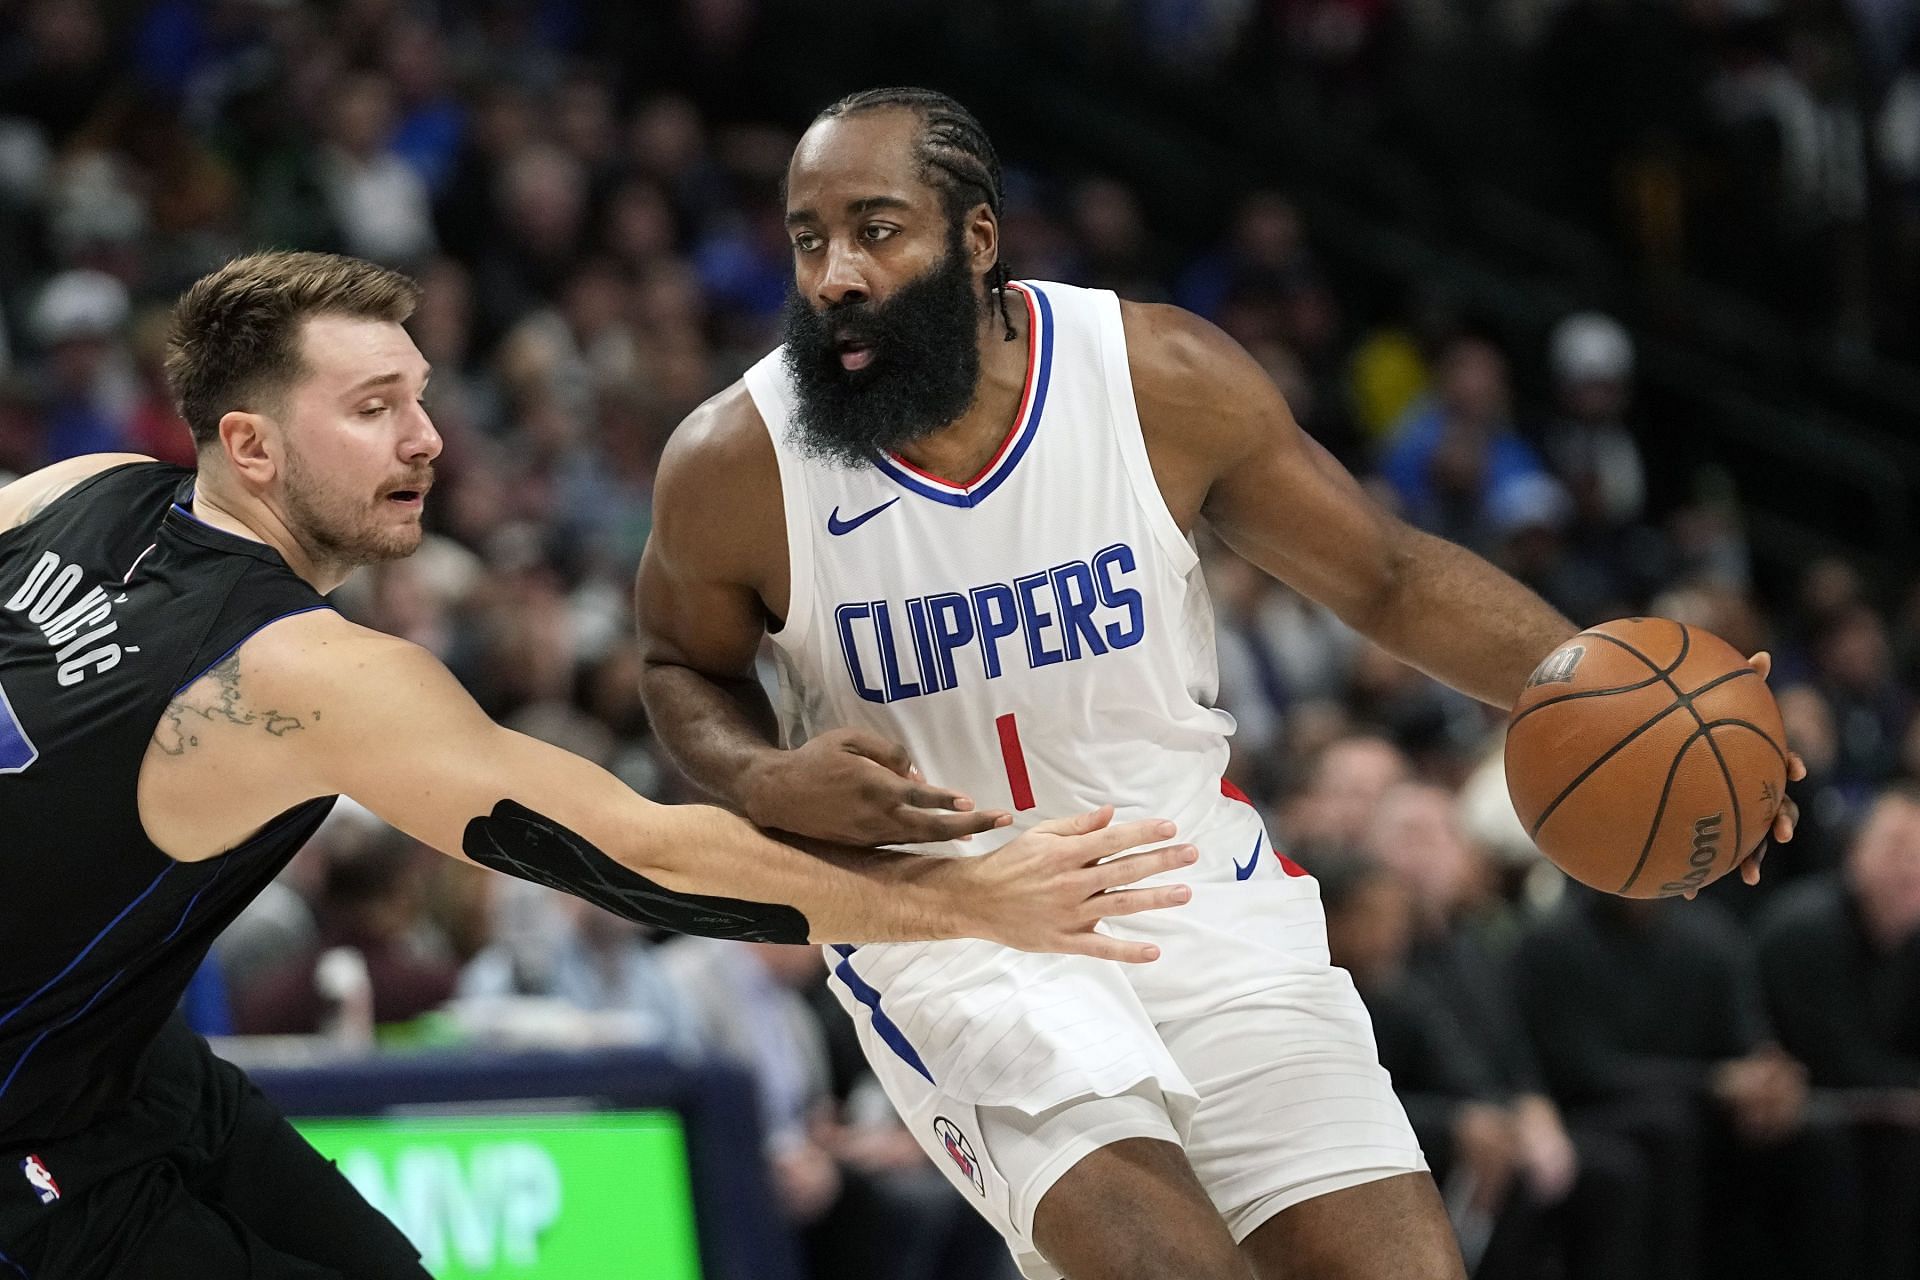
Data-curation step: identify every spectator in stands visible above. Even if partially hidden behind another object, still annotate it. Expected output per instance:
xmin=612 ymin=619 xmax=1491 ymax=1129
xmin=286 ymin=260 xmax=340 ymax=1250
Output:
xmin=231 ymin=826 xmax=460 ymax=1039
xmin=1319 ymin=857 xmax=1520 ymax=1269
xmin=1802 ymin=605 xmax=1914 ymax=810
xmin=1280 ymin=732 xmax=1410 ymax=846
xmin=458 ymin=892 xmax=704 ymax=1058
xmin=1377 ymin=334 xmax=1550 ymax=554
xmin=1513 ymin=889 xmax=1855 ymax=1280
xmin=1759 ymin=783 xmax=1920 ymax=1278
xmin=662 ymin=940 xmax=1012 ymax=1280
xmin=1366 ymin=784 xmax=1651 ymax=1280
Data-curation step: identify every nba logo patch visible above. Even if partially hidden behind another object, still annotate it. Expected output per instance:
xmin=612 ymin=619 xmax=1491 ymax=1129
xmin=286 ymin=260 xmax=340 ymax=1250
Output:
xmin=21 ymin=1154 xmax=59 ymax=1204
xmin=933 ymin=1116 xmax=985 ymax=1195
xmin=1528 ymin=645 xmax=1586 ymax=687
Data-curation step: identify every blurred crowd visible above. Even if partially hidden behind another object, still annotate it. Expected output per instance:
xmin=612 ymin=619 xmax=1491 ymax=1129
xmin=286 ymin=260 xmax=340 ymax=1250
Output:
xmin=2 ymin=2 xmax=1919 ymax=1279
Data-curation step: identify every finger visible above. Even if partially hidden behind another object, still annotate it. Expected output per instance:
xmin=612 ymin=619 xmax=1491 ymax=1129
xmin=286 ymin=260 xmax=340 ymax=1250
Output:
xmin=890 ymin=807 xmax=1017 ymax=842
xmin=1774 ymin=803 xmax=1797 ymax=843
xmin=899 ymin=783 xmax=979 ymax=813
xmin=1088 ymin=842 xmax=1198 ymax=890
xmin=1747 ymin=651 xmax=1773 ymax=682
xmin=1086 ymin=883 xmax=1193 ymax=918
xmin=1030 ymin=805 xmax=1119 ymax=838
xmin=838 ymin=730 xmax=914 ymax=776
xmin=1064 ymin=933 xmax=1163 ymax=964
xmin=1787 ymin=752 xmax=1808 ymax=782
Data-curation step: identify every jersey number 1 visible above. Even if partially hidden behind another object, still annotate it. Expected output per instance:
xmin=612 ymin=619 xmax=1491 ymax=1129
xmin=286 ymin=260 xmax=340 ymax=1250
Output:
xmin=0 ymin=679 xmax=39 ymax=773
xmin=995 ymin=713 xmax=1035 ymax=811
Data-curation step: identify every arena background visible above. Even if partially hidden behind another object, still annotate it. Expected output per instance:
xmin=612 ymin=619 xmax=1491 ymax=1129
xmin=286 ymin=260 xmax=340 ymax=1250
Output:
xmin=3 ymin=1 xmax=1919 ymax=1277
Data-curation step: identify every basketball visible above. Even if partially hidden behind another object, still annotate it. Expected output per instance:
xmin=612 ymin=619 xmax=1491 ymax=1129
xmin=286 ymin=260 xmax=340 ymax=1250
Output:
xmin=1505 ymin=618 xmax=1789 ymax=898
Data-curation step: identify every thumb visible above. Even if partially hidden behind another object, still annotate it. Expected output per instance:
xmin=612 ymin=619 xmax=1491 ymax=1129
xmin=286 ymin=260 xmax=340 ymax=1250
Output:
xmin=1030 ymin=805 xmax=1116 ymax=837
xmin=1747 ymin=650 xmax=1773 ymax=682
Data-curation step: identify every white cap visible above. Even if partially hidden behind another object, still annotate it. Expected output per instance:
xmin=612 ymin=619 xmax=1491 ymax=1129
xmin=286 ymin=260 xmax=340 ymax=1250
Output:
xmin=32 ymin=270 xmax=129 ymax=345
xmin=1551 ymin=311 xmax=1633 ymax=384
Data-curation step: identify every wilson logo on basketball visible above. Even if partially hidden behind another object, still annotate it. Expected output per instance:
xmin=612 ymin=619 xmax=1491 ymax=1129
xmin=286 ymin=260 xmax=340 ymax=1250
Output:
xmin=1527 ymin=645 xmax=1585 ymax=688
xmin=1661 ymin=812 xmax=1725 ymax=895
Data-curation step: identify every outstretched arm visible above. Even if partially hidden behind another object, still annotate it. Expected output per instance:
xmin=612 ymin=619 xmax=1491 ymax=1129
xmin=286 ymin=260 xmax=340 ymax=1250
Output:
xmin=1125 ymin=303 xmax=1575 ymax=709
xmin=243 ymin=610 xmax=1191 ymax=957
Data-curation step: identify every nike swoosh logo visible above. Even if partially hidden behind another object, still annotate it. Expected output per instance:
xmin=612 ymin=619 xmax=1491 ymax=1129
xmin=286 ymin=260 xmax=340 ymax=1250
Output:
xmin=827 ymin=497 xmax=901 ymax=536
xmin=1234 ymin=832 xmax=1264 ymax=881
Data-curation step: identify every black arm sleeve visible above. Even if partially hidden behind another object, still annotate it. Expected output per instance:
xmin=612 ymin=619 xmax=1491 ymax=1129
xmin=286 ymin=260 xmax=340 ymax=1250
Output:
xmin=463 ymin=799 xmax=812 ymax=944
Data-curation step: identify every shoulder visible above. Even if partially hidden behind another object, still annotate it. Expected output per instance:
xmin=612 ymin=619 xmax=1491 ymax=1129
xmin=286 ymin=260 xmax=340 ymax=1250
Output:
xmin=0 ymin=453 xmax=159 ymax=532
xmin=650 ymin=380 xmax=785 ymax=580
xmin=1117 ymin=300 xmax=1292 ymax=461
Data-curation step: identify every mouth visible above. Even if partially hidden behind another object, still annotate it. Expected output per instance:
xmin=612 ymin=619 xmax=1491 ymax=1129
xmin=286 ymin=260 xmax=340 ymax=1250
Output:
xmin=835 ymin=336 xmax=875 ymax=372
xmin=383 ymin=482 xmax=431 ymax=509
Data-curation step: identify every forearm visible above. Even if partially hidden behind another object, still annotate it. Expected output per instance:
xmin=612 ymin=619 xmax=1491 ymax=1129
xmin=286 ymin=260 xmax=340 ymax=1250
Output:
xmin=639 ymin=661 xmax=784 ymax=812
xmin=642 ymin=803 xmax=967 ymax=944
xmin=1368 ymin=528 xmax=1577 ymax=709
xmin=461 ymin=793 xmax=970 ymax=945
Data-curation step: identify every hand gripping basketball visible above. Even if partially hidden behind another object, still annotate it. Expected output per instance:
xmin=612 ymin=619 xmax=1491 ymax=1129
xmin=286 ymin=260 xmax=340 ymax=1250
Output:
xmin=1505 ymin=619 xmax=1806 ymax=898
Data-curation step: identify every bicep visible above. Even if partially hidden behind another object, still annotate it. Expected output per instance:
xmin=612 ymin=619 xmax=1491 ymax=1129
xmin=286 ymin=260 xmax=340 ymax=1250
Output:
xmin=1126 ymin=303 xmax=1409 ymax=628
xmin=1204 ymin=419 xmax=1407 ymax=627
xmin=634 ymin=536 xmax=768 ymax=678
xmin=298 ymin=635 xmax=655 ymax=865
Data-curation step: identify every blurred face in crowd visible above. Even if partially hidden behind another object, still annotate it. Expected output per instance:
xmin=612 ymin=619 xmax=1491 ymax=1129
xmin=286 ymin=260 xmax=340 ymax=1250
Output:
xmin=264 ymin=315 xmax=440 ymax=572
xmin=1324 ymin=868 xmax=1415 ymax=989
xmin=780 ymin=107 xmax=994 ymax=466
xmin=1296 ymin=735 xmax=1410 ymax=843
xmin=1438 ymin=338 xmax=1510 ymax=430
xmin=1847 ymin=791 xmax=1920 ymax=948
xmin=1364 ymin=783 xmax=1476 ymax=919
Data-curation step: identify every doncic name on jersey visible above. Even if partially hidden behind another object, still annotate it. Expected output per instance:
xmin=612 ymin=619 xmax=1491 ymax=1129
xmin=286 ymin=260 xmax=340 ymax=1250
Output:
xmin=4 ymin=548 xmax=130 ymax=686
xmin=834 ymin=541 xmax=1144 ymax=704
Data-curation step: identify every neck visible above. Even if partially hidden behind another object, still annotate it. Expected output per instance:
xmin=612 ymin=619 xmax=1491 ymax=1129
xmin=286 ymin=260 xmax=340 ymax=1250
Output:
xmin=190 ymin=472 xmax=350 ymax=594
xmin=890 ymin=288 xmax=1031 ymax=484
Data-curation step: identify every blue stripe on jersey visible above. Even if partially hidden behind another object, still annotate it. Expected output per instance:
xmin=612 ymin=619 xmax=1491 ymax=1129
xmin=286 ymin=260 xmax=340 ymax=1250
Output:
xmin=0 ymin=1241 xmax=28 ymax=1278
xmin=830 ymin=944 xmax=934 ymax=1084
xmin=0 ymin=968 xmax=126 ymax=1102
xmin=0 ymin=864 xmax=173 ymax=1036
xmin=868 ymin=284 xmax=1055 ymax=509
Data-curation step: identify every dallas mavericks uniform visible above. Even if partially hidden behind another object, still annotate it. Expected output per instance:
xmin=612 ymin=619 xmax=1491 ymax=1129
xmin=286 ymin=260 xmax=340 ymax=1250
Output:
xmin=745 ymin=281 xmax=1425 ymax=1275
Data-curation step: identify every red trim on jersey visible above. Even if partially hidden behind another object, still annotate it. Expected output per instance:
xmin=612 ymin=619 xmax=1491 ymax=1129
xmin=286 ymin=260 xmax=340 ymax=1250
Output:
xmin=884 ymin=284 xmax=1040 ymax=491
xmin=1220 ymin=777 xmax=1309 ymax=876
xmin=997 ymin=713 xmax=1036 ymax=811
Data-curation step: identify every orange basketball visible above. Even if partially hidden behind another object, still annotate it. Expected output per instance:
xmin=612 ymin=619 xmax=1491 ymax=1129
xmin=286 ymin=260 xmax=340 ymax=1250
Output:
xmin=1504 ymin=618 xmax=1789 ymax=898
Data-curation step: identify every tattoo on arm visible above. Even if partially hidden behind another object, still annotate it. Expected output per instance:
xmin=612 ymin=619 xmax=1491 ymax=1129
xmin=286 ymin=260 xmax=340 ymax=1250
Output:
xmin=151 ymin=653 xmax=314 ymax=756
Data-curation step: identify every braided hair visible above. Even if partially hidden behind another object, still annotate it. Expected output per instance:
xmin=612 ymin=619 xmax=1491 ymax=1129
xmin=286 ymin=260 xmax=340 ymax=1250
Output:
xmin=815 ymin=87 xmax=1017 ymax=341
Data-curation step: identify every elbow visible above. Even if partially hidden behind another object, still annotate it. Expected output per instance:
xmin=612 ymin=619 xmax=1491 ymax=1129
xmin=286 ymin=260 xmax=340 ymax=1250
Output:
xmin=1350 ymin=525 xmax=1420 ymax=640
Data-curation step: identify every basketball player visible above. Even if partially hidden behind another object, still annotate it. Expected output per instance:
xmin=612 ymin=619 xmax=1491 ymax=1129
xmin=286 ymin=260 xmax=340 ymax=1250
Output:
xmin=0 ymin=251 xmax=1198 ymax=1279
xmin=635 ymin=89 xmax=1802 ymax=1279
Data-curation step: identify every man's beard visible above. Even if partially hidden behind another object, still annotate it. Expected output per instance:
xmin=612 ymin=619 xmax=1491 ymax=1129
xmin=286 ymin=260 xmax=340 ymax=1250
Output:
xmin=780 ymin=231 xmax=986 ymax=468
xmin=282 ymin=443 xmax=427 ymax=574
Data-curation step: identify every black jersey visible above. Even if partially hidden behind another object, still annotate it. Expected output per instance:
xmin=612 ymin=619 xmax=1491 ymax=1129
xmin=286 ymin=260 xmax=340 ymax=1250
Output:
xmin=0 ymin=462 xmax=337 ymax=1146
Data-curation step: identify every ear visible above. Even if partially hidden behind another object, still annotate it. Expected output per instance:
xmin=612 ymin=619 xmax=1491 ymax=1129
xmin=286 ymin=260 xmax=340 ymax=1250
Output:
xmin=966 ymin=203 xmax=999 ymax=279
xmin=217 ymin=409 xmax=279 ymax=487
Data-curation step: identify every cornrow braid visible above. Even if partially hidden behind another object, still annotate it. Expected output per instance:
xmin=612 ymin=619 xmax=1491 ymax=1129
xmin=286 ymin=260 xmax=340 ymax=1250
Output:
xmin=817 ymin=87 xmax=1017 ymax=341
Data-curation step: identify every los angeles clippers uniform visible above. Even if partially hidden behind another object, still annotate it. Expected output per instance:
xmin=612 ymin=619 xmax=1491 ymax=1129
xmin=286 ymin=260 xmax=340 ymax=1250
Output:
xmin=748 ymin=281 xmax=1425 ymax=1275
xmin=0 ymin=461 xmax=425 ymax=1278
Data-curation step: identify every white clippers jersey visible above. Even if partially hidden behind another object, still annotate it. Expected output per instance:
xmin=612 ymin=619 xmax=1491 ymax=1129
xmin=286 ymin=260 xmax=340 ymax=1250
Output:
xmin=747 ymin=280 xmax=1244 ymax=853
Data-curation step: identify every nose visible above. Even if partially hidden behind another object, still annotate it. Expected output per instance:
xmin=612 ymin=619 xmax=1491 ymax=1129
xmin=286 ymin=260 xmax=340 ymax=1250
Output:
xmin=404 ymin=401 xmax=443 ymax=463
xmin=815 ymin=239 xmax=869 ymax=309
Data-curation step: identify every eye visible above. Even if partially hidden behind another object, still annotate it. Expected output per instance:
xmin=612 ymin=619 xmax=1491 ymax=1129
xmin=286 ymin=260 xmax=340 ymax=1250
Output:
xmin=861 ymin=223 xmax=898 ymax=243
xmin=359 ymin=403 xmax=388 ymax=418
xmin=792 ymin=230 xmax=822 ymax=253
